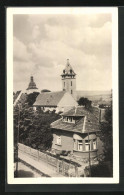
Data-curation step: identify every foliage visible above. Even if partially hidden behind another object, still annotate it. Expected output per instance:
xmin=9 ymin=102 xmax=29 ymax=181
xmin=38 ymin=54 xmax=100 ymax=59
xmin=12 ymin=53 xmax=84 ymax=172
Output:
xmin=14 ymin=103 xmax=61 ymax=153
xmin=26 ymin=92 xmax=39 ymax=106
xmin=78 ymin=97 xmax=92 ymax=111
xmin=99 ymin=104 xmax=107 ymax=108
xmin=99 ymin=103 xmax=113 ymax=163
xmin=85 ymin=162 xmax=112 ymax=177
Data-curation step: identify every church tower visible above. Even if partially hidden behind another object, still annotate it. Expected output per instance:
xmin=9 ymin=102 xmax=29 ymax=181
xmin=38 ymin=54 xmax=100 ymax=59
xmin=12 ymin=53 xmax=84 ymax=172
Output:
xmin=61 ymin=59 xmax=76 ymax=99
xmin=26 ymin=76 xmax=39 ymax=94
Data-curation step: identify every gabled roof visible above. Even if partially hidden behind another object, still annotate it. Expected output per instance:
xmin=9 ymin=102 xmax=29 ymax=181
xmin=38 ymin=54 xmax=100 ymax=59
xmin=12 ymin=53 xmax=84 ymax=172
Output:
xmin=33 ymin=91 xmax=66 ymax=107
xmin=51 ymin=106 xmax=100 ymax=133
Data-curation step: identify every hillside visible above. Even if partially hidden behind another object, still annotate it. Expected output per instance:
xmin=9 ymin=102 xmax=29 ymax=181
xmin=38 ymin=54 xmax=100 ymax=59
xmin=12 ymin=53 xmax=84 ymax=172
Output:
xmin=76 ymin=90 xmax=112 ymax=105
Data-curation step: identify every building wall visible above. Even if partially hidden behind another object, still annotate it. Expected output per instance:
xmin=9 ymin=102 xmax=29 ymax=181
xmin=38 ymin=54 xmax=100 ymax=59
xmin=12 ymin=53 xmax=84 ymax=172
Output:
xmin=52 ymin=130 xmax=99 ymax=159
xmin=58 ymin=92 xmax=78 ymax=110
xmin=73 ymin=149 xmax=97 ymax=158
xmin=96 ymin=135 xmax=104 ymax=155
xmin=52 ymin=130 xmax=73 ymax=152
xmin=62 ymin=77 xmax=76 ymax=99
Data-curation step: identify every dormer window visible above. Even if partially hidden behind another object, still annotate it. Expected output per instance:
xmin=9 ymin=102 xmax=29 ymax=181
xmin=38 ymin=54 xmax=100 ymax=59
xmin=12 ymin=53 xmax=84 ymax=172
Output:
xmin=63 ymin=116 xmax=75 ymax=123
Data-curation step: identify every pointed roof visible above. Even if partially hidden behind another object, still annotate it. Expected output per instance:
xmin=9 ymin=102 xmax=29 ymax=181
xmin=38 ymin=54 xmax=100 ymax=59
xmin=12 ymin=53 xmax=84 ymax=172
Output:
xmin=61 ymin=59 xmax=76 ymax=76
xmin=27 ymin=76 xmax=38 ymax=90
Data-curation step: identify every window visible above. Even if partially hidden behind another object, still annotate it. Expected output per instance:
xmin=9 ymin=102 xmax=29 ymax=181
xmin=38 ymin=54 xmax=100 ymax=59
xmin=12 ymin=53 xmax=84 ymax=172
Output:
xmin=93 ymin=139 xmax=97 ymax=150
xmin=78 ymin=140 xmax=83 ymax=151
xmin=85 ymin=140 xmax=91 ymax=151
xmin=71 ymin=90 xmax=73 ymax=94
xmin=64 ymin=82 xmax=65 ymax=87
xmin=56 ymin=135 xmax=61 ymax=145
xmin=71 ymin=81 xmax=72 ymax=86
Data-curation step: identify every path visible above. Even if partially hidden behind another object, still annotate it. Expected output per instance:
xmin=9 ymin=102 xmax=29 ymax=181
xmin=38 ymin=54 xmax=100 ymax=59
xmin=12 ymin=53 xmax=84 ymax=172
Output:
xmin=18 ymin=150 xmax=65 ymax=177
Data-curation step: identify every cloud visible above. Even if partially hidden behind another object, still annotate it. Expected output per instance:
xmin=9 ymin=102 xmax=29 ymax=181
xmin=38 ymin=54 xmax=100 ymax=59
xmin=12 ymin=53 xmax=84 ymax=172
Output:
xmin=13 ymin=37 xmax=31 ymax=62
xmin=13 ymin=13 xmax=112 ymax=92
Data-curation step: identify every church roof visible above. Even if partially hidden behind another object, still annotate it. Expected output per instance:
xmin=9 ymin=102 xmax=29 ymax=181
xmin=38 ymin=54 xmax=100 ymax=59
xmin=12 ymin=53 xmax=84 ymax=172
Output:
xmin=51 ymin=106 xmax=100 ymax=133
xmin=33 ymin=91 xmax=66 ymax=107
xmin=61 ymin=59 xmax=76 ymax=76
xmin=27 ymin=76 xmax=38 ymax=90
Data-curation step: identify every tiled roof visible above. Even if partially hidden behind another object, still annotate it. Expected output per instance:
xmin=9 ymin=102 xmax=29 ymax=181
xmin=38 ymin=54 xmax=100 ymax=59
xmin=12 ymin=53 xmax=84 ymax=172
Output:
xmin=61 ymin=106 xmax=99 ymax=119
xmin=51 ymin=106 xmax=100 ymax=133
xmin=33 ymin=91 xmax=66 ymax=106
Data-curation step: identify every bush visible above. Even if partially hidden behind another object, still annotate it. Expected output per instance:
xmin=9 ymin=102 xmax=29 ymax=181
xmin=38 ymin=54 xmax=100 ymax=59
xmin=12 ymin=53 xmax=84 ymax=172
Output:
xmin=85 ymin=162 xmax=113 ymax=177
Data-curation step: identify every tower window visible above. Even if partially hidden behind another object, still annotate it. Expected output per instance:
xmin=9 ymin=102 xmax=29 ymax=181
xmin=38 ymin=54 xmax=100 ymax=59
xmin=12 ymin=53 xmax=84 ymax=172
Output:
xmin=64 ymin=82 xmax=65 ymax=87
xmin=71 ymin=90 xmax=73 ymax=94
xmin=71 ymin=81 xmax=72 ymax=86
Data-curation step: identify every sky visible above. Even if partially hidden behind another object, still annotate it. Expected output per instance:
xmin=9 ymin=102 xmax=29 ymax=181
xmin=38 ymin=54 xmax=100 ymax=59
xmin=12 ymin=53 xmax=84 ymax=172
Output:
xmin=13 ymin=12 xmax=112 ymax=92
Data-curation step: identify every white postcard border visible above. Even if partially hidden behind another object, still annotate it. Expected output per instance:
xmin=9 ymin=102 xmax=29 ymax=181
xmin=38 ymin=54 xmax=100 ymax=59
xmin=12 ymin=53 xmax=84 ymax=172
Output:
xmin=7 ymin=7 xmax=119 ymax=184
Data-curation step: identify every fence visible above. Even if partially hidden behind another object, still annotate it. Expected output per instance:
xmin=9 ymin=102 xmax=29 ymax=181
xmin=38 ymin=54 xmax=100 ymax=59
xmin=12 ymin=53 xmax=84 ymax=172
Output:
xmin=18 ymin=143 xmax=79 ymax=177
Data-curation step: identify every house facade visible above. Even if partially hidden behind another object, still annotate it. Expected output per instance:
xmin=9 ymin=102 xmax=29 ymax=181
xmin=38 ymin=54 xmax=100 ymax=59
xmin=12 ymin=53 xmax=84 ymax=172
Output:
xmin=51 ymin=106 xmax=102 ymax=159
xmin=33 ymin=91 xmax=78 ymax=113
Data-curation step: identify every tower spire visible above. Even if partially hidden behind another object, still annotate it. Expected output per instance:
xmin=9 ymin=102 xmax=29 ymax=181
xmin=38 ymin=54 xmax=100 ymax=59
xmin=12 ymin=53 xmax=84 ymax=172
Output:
xmin=26 ymin=75 xmax=38 ymax=94
xmin=67 ymin=59 xmax=70 ymax=65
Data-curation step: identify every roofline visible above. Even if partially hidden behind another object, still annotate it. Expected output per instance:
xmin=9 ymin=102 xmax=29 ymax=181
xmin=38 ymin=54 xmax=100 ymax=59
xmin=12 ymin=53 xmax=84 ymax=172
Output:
xmin=26 ymin=87 xmax=38 ymax=90
xmin=51 ymin=127 xmax=100 ymax=134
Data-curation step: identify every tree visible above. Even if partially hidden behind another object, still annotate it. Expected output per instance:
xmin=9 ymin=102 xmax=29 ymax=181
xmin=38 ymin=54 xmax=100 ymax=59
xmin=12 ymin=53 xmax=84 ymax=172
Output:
xmin=78 ymin=97 xmax=92 ymax=110
xmin=26 ymin=92 xmax=39 ymax=106
xmin=99 ymin=103 xmax=112 ymax=163
xmin=88 ymin=103 xmax=113 ymax=177
xmin=14 ymin=102 xmax=61 ymax=154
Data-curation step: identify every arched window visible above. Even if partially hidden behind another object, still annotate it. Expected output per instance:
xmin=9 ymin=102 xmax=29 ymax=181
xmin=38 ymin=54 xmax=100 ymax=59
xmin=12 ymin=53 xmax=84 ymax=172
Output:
xmin=71 ymin=81 xmax=72 ymax=86
xmin=71 ymin=90 xmax=73 ymax=94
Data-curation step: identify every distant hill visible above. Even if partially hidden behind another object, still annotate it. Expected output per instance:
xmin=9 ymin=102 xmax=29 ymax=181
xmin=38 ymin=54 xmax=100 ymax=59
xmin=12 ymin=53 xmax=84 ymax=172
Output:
xmin=76 ymin=90 xmax=111 ymax=97
xmin=76 ymin=90 xmax=112 ymax=106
